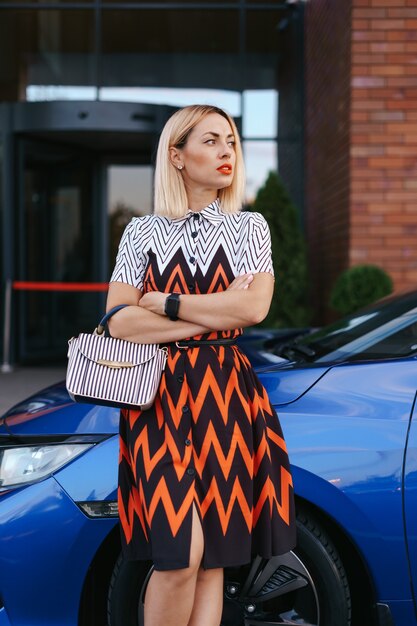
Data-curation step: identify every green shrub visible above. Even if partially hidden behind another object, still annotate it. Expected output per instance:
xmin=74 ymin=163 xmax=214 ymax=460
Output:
xmin=251 ymin=171 xmax=311 ymax=328
xmin=330 ymin=264 xmax=393 ymax=315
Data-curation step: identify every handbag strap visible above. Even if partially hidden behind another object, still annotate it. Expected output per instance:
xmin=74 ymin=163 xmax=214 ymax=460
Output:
xmin=96 ymin=304 xmax=129 ymax=335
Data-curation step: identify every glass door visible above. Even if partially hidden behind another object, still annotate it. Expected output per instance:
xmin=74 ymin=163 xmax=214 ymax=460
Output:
xmin=16 ymin=138 xmax=100 ymax=362
xmin=106 ymin=163 xmax=153 ymax=273
xmin=1 ymin=100 xmax=171 ymax=364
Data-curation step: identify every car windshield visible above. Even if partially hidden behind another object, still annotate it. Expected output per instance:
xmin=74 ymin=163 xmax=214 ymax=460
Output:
xmin=275 ymin=291 xmax=417 ymax=363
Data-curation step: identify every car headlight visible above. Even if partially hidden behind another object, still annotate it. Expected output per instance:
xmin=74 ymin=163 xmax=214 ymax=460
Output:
xmin=0 ymin=443 xmax=93 ymax=488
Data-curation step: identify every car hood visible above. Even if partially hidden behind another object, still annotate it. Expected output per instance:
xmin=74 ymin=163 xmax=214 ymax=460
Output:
xmin=255 ymin=363 xmax=330 ymax=405
xmin=0 ymin=364 xmax=330 ymax=436
xmin=0 ymin=381 xmax=120 ymax=436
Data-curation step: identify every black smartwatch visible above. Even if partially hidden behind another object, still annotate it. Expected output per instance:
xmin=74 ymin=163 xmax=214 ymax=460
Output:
xmin=164 ymin=293 xmax=181 ymax=321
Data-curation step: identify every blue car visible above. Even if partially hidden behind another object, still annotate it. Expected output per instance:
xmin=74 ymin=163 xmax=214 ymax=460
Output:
xmin=1 ymin=290 xmax=417 ymax=626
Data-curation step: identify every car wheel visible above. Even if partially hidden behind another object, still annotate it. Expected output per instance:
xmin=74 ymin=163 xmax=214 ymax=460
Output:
xmin=107 ymin=554 xmax=152 ymax=626
xmin=107 ymin=510 xmax=351 ymax=626
xmin=292 ymin=509 xmax=352 ymax=626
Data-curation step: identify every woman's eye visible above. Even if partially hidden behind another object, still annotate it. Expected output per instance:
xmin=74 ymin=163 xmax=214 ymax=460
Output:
xmin=205 ymin=139 xmax=215 ymax=145
xmin=228 ymin=141 xmax=236 ymax=147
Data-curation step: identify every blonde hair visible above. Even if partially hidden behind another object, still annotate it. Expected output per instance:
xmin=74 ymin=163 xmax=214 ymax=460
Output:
xmin=154 ymin=105 xmax=246 ymax=218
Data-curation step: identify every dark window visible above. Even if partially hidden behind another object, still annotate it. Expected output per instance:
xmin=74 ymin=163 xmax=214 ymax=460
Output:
xmin=102 ymin=0 xmax=238 ymax=3
xmin=100 ymin=10 xmax=240 ymax=90
xmin=0 ymin=10 xmax=96 ymax=102
xmin=0 ymin=0 xmax=93 ymax=3
xmin=283 ymin=292 xmax=417 ymax=363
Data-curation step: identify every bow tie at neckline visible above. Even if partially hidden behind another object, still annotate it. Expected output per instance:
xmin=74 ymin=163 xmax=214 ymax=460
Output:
xmin=171 ymin=199 xmax=224 ymax=227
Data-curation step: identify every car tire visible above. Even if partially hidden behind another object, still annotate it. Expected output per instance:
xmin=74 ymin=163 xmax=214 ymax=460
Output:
xmin=294 ymin=509 xmax=352 ymax=626
xmin=107 ymin=509 xmax=351 ymax=626
xmin=107 ymin=553 xmax=152 ymax=626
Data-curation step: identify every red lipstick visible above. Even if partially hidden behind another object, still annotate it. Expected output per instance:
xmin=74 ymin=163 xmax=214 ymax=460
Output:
xmin=217 ymin=163 xmax=233 ymax=175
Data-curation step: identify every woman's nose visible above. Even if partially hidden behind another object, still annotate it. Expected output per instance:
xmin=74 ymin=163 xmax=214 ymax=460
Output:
xmin=219 ymin=145 xmax=231 ymax=159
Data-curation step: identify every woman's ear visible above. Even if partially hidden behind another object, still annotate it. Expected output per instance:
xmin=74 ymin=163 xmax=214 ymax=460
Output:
xmin=169 ymin=146 xmax=183 ymax=170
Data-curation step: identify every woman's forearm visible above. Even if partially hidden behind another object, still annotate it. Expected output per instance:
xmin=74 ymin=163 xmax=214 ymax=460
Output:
xmin=108 ymin=305 xmax=211 ymax=344
xmin=176 ymin=290 xmax=261 ymax=330
xmin=137 ymin=274 xmax=274 ymax=331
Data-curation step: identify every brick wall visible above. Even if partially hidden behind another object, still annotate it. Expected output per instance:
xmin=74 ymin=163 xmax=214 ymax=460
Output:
xmin=304 ymin=0 xmax=352 ymax=324
xmin=351 ymin=0 xmax=417 ymax=292
xmin=305 ymin=0 xmax=417 ymax=325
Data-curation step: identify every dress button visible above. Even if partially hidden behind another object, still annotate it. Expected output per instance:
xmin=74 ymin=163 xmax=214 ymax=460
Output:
xmin=177 ymin=375 xmax=184 ymax=383
xmin=191 ymin=231 xmax=198 ymax=238
xmin=185 ymin=438 xmax=191 ymax=446
xmin=193 ymin=213 xmax=200 ymax=220
xmin=187 ymin=467 xmax=195 ymax=476
xmin=189 ymin=256 xmax=196 ymax=264
xmin=182 ymin=405 xmax=189 ymax=413
xmin=188 ymin=284 xmax=195 ymax=292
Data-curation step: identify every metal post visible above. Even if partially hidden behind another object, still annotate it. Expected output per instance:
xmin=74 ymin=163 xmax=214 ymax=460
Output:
xmin=1 ymin=279 xmax=13 ymax=373
xmin=1 ymin=105 xmax=15 ymax=371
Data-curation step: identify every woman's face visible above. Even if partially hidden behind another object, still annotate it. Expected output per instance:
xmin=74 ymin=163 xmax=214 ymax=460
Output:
xmin=173 ymin=112 xmax=237 ymax=193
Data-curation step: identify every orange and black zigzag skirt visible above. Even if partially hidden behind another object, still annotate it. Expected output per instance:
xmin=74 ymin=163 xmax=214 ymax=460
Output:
xmin=118 ymin=342 xmax=296 ymax=571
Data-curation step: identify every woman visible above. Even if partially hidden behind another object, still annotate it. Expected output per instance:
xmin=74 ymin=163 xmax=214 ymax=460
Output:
xmin=107 ymin=104 xmax=296 ymax=626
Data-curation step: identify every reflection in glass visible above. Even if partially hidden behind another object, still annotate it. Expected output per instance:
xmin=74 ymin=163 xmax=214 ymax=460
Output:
xmin=243 ymin=140 xmax=277 ymax=205
xmin=2 ymin=0 xmax=93 ymax=3
xmin=20 ymin=140 xmax=95 ymax=358
xmin=23 ymin=156 xmax=93 ymax=283
xmin=290 ymin=291 xmax=417 ymax=363
xmin=0 ymin=133 xmax=5 ymax=288
xmin=0 ymin=10 xmax=96 ymax=102
xmin=27 ymin=86 xmax=97 ymax=101
xmin=99 ymin=87 xmax=241 ymax=117
xmin=245 ymin=10 xmax=283 ymax=92
xmin=108 ymin=165 xmax=152 ymax=217
xmin=100 ymin=11 xmax=240 ymax=91
xmin=54 ymin=187 xmax=83 ymax=280
xmin=107 ymin=165 xmax=153 ymax=275
xmin=102 ymin=0 xmax=237 ymax=2
xmin=243 ymin=90 xmax=278 ymax=139
xmin=246 ymin=9 xmax=289 ymax=55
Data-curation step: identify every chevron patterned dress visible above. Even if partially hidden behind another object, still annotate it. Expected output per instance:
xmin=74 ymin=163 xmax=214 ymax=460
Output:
xmin=110 ymin=199 xmax=296 ymax=570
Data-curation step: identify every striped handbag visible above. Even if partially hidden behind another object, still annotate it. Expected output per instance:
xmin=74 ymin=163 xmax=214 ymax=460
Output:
xmin=66 ymin=305 xmax=168 ymax=410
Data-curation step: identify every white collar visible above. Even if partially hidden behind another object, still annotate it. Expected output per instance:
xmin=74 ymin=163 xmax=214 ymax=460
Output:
xmin=170 ymin=198 xmax=225 ymax=227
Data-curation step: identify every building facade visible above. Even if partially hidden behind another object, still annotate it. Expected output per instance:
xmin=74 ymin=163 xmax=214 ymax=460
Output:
xmin=0 ymin=1 xmax=304 ymax=363
xmin=2 ymin=0 xmax=416 ymax=364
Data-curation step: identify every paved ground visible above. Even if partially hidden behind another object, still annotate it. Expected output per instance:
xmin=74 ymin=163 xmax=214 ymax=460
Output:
xmin=0 ymin=365 xmax=67 ymax=416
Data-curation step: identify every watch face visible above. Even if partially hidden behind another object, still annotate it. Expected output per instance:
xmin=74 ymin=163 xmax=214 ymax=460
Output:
xmin=165 ymin=294 xmax=180 ymax=320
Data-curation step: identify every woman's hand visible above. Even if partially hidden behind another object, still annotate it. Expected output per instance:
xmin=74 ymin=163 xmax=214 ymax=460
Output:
xmin=227 ymin=273 xmax=254 ymax=290
xmin=138 ymin=291 xmax=167 ymax=315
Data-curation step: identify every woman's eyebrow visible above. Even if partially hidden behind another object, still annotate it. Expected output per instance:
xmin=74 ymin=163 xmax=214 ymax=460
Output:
xmin=201 ymin=131 xmax=235 ymax=138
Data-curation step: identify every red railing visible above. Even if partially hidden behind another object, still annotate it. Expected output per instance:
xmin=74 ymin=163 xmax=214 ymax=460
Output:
xmin=12 ymin=281 xmax=109 ymax=292
xmin=2 ymin=280 xmax=109 ymax=372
